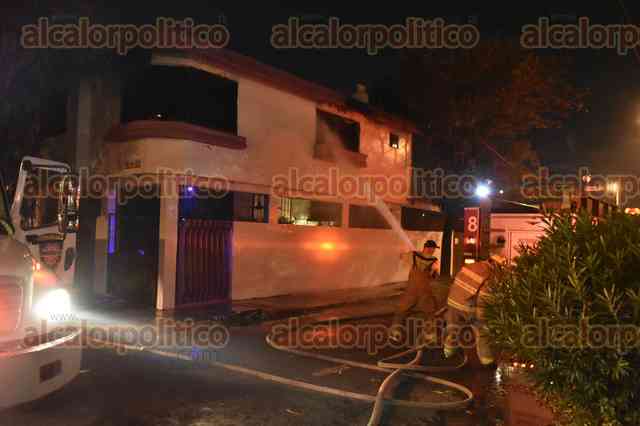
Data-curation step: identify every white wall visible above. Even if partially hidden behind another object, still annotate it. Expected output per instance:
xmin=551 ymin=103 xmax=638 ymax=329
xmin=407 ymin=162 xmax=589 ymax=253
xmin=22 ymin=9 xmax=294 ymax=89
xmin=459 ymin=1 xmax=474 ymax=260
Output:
xmin=105 ymin=53 xmax=413 ymax=206
xmin=232 ymin=223 xmax=441 ymax=300
xmin=490 ymin=214 xmax=546 ymax=264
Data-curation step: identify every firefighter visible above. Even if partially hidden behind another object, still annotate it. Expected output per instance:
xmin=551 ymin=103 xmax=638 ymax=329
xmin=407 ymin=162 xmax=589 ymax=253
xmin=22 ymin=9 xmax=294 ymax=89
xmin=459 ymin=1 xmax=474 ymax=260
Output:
xmin=443 ymin=255 xmax=505 ymax=366
xmin=389 ymin=240 xmax=441 ymax=343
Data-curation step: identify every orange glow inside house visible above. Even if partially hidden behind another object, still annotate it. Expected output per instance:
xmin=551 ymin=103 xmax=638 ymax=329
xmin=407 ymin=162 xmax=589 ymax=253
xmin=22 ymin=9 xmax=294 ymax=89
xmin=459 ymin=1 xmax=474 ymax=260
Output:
xmin=320 ymin=242 xmax=336 ymax=251
xmin=301 ymin=238 xmax=349 ymax=262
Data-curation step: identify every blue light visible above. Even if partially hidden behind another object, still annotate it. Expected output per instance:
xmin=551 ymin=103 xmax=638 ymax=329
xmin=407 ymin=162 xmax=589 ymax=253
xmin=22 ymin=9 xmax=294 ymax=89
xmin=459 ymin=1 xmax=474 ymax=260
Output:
xmin=107 ymin=214 xmax=116 ymax=254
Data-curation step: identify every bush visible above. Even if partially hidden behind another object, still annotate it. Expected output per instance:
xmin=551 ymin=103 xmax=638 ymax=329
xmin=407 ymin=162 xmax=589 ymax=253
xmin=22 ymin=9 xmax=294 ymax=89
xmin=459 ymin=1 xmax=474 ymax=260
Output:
xmin=484 ymin=212 xmax=640 ymax=426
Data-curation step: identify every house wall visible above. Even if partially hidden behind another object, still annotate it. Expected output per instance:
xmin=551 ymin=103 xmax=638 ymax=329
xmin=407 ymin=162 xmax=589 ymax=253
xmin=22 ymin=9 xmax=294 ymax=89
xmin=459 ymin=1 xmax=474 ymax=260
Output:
xmin=232 ymin=223 xmax=440 ymax=300
xmin=100 ymin=53 xmax=438 ymax=308
xmin=104 ymin=53 xmax=413 ymax=205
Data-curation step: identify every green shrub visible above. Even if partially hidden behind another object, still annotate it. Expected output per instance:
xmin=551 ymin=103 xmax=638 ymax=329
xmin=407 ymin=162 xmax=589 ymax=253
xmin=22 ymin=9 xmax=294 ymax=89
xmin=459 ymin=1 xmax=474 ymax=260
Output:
xmin=484 ymin=212 xmax=640 ymax=426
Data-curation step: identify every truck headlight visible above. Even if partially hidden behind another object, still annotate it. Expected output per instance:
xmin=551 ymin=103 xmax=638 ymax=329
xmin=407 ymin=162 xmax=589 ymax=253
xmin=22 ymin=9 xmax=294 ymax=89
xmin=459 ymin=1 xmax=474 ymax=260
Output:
xmin=35 ymin=289 xmax=72 ymax=321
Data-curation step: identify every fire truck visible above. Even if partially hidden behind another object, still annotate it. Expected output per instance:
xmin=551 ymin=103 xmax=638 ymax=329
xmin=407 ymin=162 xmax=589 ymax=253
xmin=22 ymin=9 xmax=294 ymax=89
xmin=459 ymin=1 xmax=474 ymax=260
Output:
xmin=0 ymin=157 xmax=81 ymax=409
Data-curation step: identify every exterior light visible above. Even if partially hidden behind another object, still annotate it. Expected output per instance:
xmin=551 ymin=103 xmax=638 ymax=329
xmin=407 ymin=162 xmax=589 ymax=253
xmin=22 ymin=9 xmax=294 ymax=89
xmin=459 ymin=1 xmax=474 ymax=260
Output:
xmin=499 ymin=189 xmax=504 ymax=195
xmin=35 ymin=289 xmax=72 ymax=321
xmin=320 ymin=242 xmax=335 ymax=251
xmin=187 ymin=186 xmax=194 ymax=193
xmin=475 ymin=184 xmax=491 ymax=198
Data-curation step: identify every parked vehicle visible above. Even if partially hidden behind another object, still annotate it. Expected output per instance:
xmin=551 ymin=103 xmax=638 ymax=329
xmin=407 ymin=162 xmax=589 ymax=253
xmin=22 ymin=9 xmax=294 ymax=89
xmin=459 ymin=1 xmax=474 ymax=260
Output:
xmin=0 ymin=157 xmax=81 ymax=409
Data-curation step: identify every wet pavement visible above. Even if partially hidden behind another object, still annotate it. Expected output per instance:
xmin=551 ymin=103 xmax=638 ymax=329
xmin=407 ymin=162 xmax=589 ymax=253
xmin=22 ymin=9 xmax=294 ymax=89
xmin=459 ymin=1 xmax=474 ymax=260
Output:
xmin=2 ymin=317 xmax=512 ymax=426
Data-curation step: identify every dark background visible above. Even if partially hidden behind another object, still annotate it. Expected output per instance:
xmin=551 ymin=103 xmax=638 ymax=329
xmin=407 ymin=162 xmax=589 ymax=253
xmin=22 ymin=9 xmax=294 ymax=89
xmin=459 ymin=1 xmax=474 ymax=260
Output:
xmin=4 ymin=0 xmax=640 ymax=187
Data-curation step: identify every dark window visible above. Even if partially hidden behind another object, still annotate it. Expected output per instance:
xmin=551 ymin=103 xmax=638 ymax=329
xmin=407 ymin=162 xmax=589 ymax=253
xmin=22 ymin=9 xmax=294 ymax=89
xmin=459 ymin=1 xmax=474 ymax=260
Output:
xmin=389 ymin=133 xmax=400 ymax=149
xmin=316 ymin=110 xmax=360 ymax=152
xmin=401 ymin=207 xmax=445 ymax=231
xmin=279 ymin=197 xmax=342 ymax=227
xmin=349 ymin=205 xmax=391 ymax=229
xmin=233 ymin=192 xmax=269 ymax=223
xmin=178 ymin=186 xmax=234 ymax=221
xmin=122 ymin=65 xmax=238 ymax=134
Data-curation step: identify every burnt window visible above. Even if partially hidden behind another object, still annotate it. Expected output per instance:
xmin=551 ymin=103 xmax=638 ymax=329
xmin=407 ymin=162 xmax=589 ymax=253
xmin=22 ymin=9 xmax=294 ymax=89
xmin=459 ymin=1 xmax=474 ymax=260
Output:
xmin=279 ymin=197 xmax=342 ymax=227
xmin=401 ymin=207 xmax=445 ymax=231
xmin=122 ymin=65 xmax=238 ymax=134
xmin=316 ymin=110 xmax=360 ymax=153
xmin=349 ymin=205 xmax=391 ymax=229
xmin=389 ymin=133 xmax=400 ymax=149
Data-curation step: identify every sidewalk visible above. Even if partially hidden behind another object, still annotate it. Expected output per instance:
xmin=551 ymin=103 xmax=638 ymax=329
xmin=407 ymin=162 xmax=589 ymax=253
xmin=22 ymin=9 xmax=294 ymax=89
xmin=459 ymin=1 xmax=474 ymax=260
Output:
xmin=232 ymin=282 xmax=407 ymax=317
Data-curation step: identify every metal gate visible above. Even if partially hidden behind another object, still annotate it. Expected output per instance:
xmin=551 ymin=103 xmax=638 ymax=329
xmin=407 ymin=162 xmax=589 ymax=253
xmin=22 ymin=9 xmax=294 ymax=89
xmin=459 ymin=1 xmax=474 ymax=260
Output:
xmin=176 ymin=219 xmax=233 ymax=307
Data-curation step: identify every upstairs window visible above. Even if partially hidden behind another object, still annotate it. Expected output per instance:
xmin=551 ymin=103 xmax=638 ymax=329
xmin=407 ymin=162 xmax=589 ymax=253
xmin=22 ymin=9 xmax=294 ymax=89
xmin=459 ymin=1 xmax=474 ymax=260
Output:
xmin=316 ymin=110 xmax=360 ymax=153
xmin=122 ymin=65 xmax=238 ymax=134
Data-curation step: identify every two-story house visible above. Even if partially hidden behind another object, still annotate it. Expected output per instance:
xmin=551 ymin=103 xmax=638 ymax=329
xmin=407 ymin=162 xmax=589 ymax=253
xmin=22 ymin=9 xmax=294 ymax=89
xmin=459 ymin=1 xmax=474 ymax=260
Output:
xmin=70 ymin=49 xmax=444 ymax=311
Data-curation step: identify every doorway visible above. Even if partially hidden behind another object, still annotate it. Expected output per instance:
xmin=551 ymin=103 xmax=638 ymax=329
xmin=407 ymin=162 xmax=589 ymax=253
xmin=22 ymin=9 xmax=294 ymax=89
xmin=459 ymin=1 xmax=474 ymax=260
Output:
xmin=107 ymin=191 xmax=160 ymax=308
xmin=175 ymin=186 xmax=233 ymax=308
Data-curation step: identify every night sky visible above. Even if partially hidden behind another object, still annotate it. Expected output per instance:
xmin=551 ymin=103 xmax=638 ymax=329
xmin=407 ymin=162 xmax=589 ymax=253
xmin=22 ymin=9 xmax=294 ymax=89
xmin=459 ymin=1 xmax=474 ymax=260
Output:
xmin=8 ymin=1 xmax=640 ymax=190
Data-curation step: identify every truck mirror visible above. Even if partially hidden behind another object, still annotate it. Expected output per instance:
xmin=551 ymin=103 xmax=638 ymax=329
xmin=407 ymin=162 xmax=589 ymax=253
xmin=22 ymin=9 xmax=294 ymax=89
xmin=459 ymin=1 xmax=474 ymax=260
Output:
xmin=58 ymin=174 xmax=80 ymax=234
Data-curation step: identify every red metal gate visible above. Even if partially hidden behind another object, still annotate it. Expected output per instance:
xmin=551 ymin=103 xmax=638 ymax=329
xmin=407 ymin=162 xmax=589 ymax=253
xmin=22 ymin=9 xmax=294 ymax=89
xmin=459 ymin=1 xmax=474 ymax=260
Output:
xmin=176 ymin=219 xmax=232 ymax=307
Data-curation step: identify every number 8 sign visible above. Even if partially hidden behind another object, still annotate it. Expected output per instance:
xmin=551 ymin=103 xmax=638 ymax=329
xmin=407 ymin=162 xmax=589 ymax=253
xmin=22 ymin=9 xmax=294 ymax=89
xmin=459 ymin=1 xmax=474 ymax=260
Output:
xmin=464 ymin=207 xmax=480 ymax=254
xmin=467 ymin=216 xmax=478 ymax=233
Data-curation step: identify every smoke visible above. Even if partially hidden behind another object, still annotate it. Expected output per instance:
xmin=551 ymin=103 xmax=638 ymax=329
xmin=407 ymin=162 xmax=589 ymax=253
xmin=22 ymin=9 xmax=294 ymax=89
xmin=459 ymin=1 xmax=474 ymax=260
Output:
xmin=318 ymin=117 xmax=416 ymax=251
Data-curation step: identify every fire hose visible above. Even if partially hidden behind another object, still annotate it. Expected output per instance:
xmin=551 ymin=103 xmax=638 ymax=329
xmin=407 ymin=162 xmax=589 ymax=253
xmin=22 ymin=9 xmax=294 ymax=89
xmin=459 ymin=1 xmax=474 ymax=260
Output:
xmin=265 ymin=306 xmax=474 ymax=426
xmin=91 ymin=307 xmax=474 ymax=426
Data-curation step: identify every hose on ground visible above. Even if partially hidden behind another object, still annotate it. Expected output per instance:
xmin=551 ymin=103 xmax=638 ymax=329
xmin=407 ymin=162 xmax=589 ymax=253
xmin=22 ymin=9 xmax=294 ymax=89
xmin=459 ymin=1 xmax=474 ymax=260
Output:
xmin=265 ymin=315 xmax=474 ymax=426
